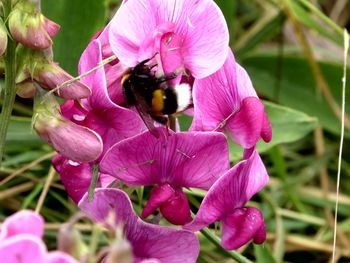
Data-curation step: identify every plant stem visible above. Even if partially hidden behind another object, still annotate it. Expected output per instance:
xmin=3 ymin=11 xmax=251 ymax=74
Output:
xmin=0 ymin=0 xmax=16 ymax=166
xmin=200 ymin=227 xmax=253 ymax=263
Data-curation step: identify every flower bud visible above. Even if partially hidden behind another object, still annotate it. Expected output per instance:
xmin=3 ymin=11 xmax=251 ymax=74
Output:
xmin=16 ymin=46 xmax=91 ymax=99
xmin=8 ymin=0 xmax=60 ymax=49
xmin=0 ymin=18 xmax=8 ymax=56
xmin=106 ymin=226 xmax=134 ymax=263
xmin=33 ymin=87 xmax=103 ymax=162
xmin=16 ymin=80 xmax=37 ymax=98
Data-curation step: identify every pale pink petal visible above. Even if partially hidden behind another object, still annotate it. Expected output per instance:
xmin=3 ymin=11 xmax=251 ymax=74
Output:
xmin=184 ymin=150 xmax=268 ymax=231
xmin=221 ymin=207 xmax=266 ymax=250
xmin=52 ymin=155 xmax=93 ymax=204
xmin=100 ymin=128 xmax=229 ymax=190
xmin=0 ymin=210 xmax=44 ymax=240
xmin=109 ymin=0 xmax=228 ymax=78
xmin=46 ymin=251 xmax=79 ymax=263
xmin=0 ymin=235 xmax=46 ymax=263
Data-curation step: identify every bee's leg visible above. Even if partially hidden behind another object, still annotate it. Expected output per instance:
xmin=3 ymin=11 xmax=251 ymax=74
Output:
xmin=155 ymin=72 xmax=178 ymax=84
xmin=152 ymin=115 xmax=168 ymax=125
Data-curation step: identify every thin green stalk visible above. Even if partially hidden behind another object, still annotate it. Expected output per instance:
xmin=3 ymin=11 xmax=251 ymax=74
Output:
xmin=0 ymin=0 xmax=16 ymax=166
xmin=200 ymin=227 xmax=253 ymax=263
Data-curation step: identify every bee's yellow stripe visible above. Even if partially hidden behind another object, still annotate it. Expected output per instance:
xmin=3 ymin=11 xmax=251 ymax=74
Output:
xmin=121 ymin=73 xmax=131 ymax=85
xmin=151 ymin=89 xmax=164 ymax=114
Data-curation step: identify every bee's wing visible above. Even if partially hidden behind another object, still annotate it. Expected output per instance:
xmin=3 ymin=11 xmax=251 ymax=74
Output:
xmin=131 ymin=88 xmax=160 ymax=138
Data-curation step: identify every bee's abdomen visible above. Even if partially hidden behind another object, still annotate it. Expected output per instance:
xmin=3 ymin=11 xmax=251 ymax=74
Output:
xmin=162 ymin=88 xmax=178 ymax=115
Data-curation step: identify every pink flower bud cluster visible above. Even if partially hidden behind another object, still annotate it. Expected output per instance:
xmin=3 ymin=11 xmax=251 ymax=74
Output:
xmin=28 ymin=0 xmax=273 ymax=261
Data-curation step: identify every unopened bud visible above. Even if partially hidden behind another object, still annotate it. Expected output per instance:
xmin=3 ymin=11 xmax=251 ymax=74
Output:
xmin=16 ymin=46 xmax=91 ymax=99
xmin=8 ymin=0 xmax=60 ymax=49
xmin=106 ymin=226 xmax=133 ymax=263
xmin=33 ymin=87 xmax=103 ymax=162
xmin=16 ymin=80 xmax=37 ymax=98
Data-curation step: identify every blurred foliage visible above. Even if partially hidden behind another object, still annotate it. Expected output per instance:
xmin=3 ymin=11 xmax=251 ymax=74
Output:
xmin=1 ymin=0 xmax=350 ymax=262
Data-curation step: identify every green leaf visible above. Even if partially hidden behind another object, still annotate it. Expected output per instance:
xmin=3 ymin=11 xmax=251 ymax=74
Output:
xmin=254 ymin=244 xmax=277 ymax=263
xmin=42 ymin=0 xmax=106 ymax=75
xmin=229 ymin=101 xmax=318 ymax=160
xmin=6 ymin=117 xmax=43 ymax=151
xmin=241 ymin=53 xmax=349 ymax=137
xmin=257 ymin=101 xmax=318 ymax=152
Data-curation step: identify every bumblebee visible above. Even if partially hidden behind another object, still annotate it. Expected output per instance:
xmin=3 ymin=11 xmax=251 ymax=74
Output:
xmin=121 ymin=59 xmax=191 ymax=137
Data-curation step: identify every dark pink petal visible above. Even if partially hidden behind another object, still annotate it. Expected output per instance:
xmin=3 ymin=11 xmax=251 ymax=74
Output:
xmin=46 ymin=251 xmax=79 ymax=263
xmin=109 ymin=0 xmax=228 ymax=78
xmin=0 ymin=210 xmax=44 ymax=240
xmin=60 ymin=100 xmax=88 ymax=123
xmin=53 ymin=155 xmax=93 ymax=204
xmin=261 ymin=112 xmax=272 ymax=143
xmin=160 ymin=188 xmax=191 ymax=225
xmin=142 ymin=184 xmax=175 ymax=219
xmin=221 ymin=207 xmax=266 ymax=250
xmin=79 ymin=188 xmax=199 ymax=262
xmin=0 ymin=235 xmax=46 ymax=262
xmin=100 ymin=128 xmax=229 ymax=190
xmin=225 ymin=97 xmax=265 ymax=149
xmin=35 ymin=117 xmax=103 ymax=163
xmin=83 ymin=108 xmax=144 ymax=157
xmin=184 ymin=150 xmax=268 ymax=231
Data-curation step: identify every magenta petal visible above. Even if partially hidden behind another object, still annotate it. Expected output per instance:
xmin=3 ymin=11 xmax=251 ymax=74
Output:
xmin=0 ymin=235 xmax=46 ymax=262
xmin=46 ymin=251 xmax=79 ymax=263
xmin=100 ymin=128 xmax=229 ymax=190
xmin=78 ymin=39 xmax=115 ymax=109
xmin=184 ymin=150 xmax=268 ymax=231
xmin=79 ymin=188 xmax=138 ymax=226
xmin=226 ymin=97 xmax=265 ymax=149
xmin=53 ymin=155 xmax=93 ymax=204
xmin=221 ymin=207 xmax=266 ymax=250
xmin=0 ymin=210 xmax=44 ymax=240
xmin=131 ymin=222 xmax=199 ymax=263
xmin=160 ymin=188 xmax=191 ymax=225
xmin=142 ymin=184 xmax=175 ymax=219
xmin=80 ymin=188 xmax=199 ymax=262
xmin=261 ymin=112 xmax=272 ymax=143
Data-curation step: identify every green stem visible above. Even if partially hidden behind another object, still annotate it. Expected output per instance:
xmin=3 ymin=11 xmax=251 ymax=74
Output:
xmin=0 ymin=0 xmax=16 ymax=166
xmin=200 ymin=227 xmax=254 ymax=263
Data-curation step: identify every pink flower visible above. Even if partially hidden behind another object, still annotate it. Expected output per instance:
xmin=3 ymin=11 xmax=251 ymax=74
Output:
xmin=184 ymin=149 xmax=268 ymax=250
xmin=53 ymin=37 xmax=144 ymax=203
xmin=190 ymin=49 xmax=272 ymax=149
xmin=79 ymin=188 xmax=200 ymax=263
xmin=109 ymin=0 xmax=229 ymax=79
xmin=100 ymin=127 xmax=230 ymax=225
xmin=0 ymin=210 xmax=78 ymax=263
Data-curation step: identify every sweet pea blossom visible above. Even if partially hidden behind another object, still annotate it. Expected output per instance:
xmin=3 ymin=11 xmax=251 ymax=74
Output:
xmin=100 ymin=127 xmax=230 ymax=225
xmin=184 ymin=149 xmax=268 ymax=250
xmin=109 ymin=0 xmax=229 ymax=79
xmin=190 ymin=49 xmax=272 ymax=149
xmin=79 ymin=188 xmax=200 ymax=263
xmin=0 ymin=210 xmax=78 ymax=263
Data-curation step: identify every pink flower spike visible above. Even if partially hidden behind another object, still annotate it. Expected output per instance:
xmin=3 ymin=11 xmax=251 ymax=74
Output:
xmin=191 ymin=49 xmax=272 ymax=148
xmin=0 ymin=210 xmax=44 ymax=241
xmin=221 ymin=207 xmax=266 ymax=250
xmin=184 ymin=150 xmax=268 ymax=248
xmin=79 ymin=188 xmax=200 ymax=262
xmin=109 ymin=0 xmax=229 ymax=78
